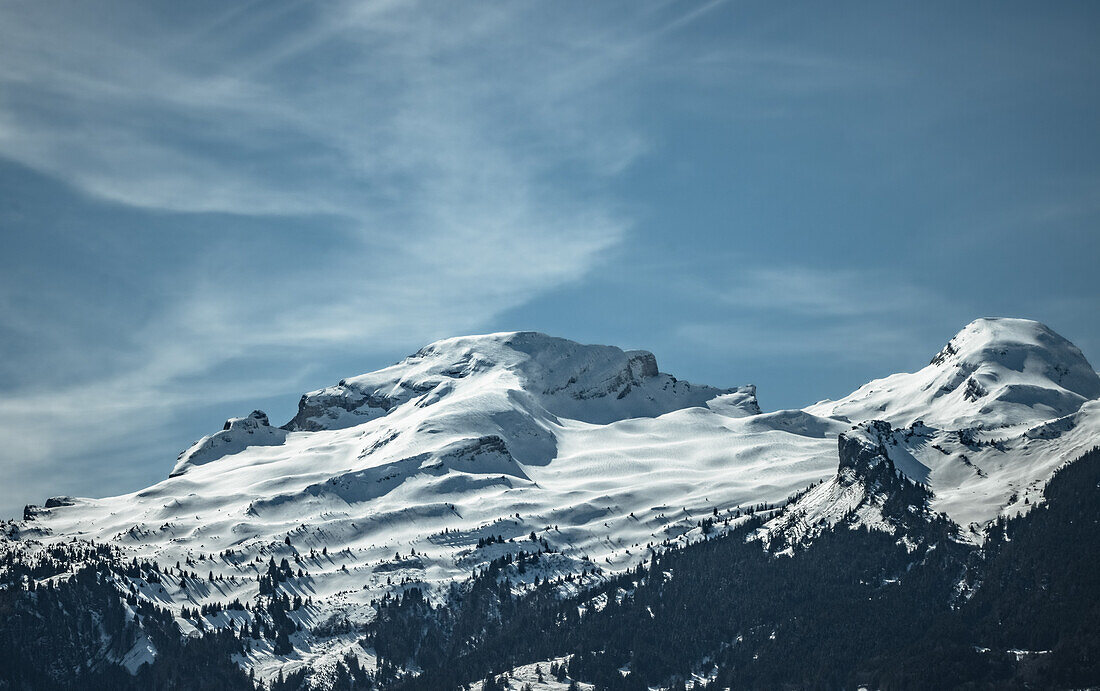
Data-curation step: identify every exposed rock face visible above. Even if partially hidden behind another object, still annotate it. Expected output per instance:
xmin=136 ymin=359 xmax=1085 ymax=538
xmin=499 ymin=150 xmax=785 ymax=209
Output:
xmin=283 ymin=388 xmax=395 ymax=432
xmin=760 ymin=420 xmax=936 ymax=550
xmin=627 ymin=350 xmax=659 ymax=378
xmin=836 ymin=421 xmax=895 ymax=476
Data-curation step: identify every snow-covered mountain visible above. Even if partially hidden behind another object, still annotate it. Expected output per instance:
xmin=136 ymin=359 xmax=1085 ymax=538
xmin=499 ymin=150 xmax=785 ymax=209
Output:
xmin=12 ymin=331 xmax=820 ymax=678
xmin=7 ymin=318 xmax=1099 ymax=684
xmin=803 ymin=318 xmax=1100 ymax=531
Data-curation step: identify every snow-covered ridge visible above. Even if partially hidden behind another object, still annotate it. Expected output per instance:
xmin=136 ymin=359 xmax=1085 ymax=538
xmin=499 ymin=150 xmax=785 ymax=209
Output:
xmin=807 ymin=318 xmax=1100 ymax=430
xmin=168 ymin=332 xmax=755 ymax=479
xmin=284 ymin=331 xmax=752 ymax=433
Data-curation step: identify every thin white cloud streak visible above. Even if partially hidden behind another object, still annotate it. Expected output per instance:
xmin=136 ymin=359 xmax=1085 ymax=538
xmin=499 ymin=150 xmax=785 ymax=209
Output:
xmin=713 ymin=266 xmax=942 ymax=318
xmin=674 ymin=264 xmax=955 ymax=362
xmin=5 ymin=0 xmax=848 ymax=515
xmin=676 ymin=319 xmax=926 ymax=363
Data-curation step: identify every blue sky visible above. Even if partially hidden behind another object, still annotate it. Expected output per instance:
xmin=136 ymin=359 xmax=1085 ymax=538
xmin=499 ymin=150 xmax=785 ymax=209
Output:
xmin=1 ymin=1 xmax=1098 ymax=517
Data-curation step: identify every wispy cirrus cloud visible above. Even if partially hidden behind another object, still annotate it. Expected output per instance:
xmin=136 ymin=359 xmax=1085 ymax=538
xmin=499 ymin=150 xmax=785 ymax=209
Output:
xmin=711 ymin=265 xmax=940 ymax=319
xmin=673 ymin=264 xmax=958 ymax=363
xmin=0 ymin=1 xmax=713 ymax=513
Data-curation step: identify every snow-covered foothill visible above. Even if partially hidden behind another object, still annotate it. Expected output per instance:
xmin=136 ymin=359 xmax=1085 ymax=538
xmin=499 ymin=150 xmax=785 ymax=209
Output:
xmin=171 ymin=410 xmax=287 ymax=477
xmin=794 ymin=318 xmax=1100 ymax=534
xmin=758 ymin=420 xmax=930 ymax=549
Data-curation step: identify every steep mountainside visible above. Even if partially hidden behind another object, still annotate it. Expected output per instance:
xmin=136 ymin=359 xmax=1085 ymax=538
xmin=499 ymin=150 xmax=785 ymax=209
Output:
xmin=4 ymin=319 xmax=1098 ymax=688
xmin=804 ymin=318 xmax=1100 ymax=531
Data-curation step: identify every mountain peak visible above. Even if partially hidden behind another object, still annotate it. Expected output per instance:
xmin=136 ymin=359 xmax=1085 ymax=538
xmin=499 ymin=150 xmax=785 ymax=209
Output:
xmin=284 ymin=331 xmax=750 ymax=433
xmin=932 ymin=318 xmax=1093 ymax=372
xmin=809 ymin=318 xmax=1099 ymax=430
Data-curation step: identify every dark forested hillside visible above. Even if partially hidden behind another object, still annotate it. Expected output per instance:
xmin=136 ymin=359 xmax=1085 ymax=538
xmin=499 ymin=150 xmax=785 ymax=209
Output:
xmin=962 ymin=445 xmax=1100 ymax=688
xmin=0 ymin=552 xmax=254 ymax=690
xmin=383 ymin=447 xmax=1100 ymax=691
xmin=0 ymin=546 xmax=362 ymax=691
